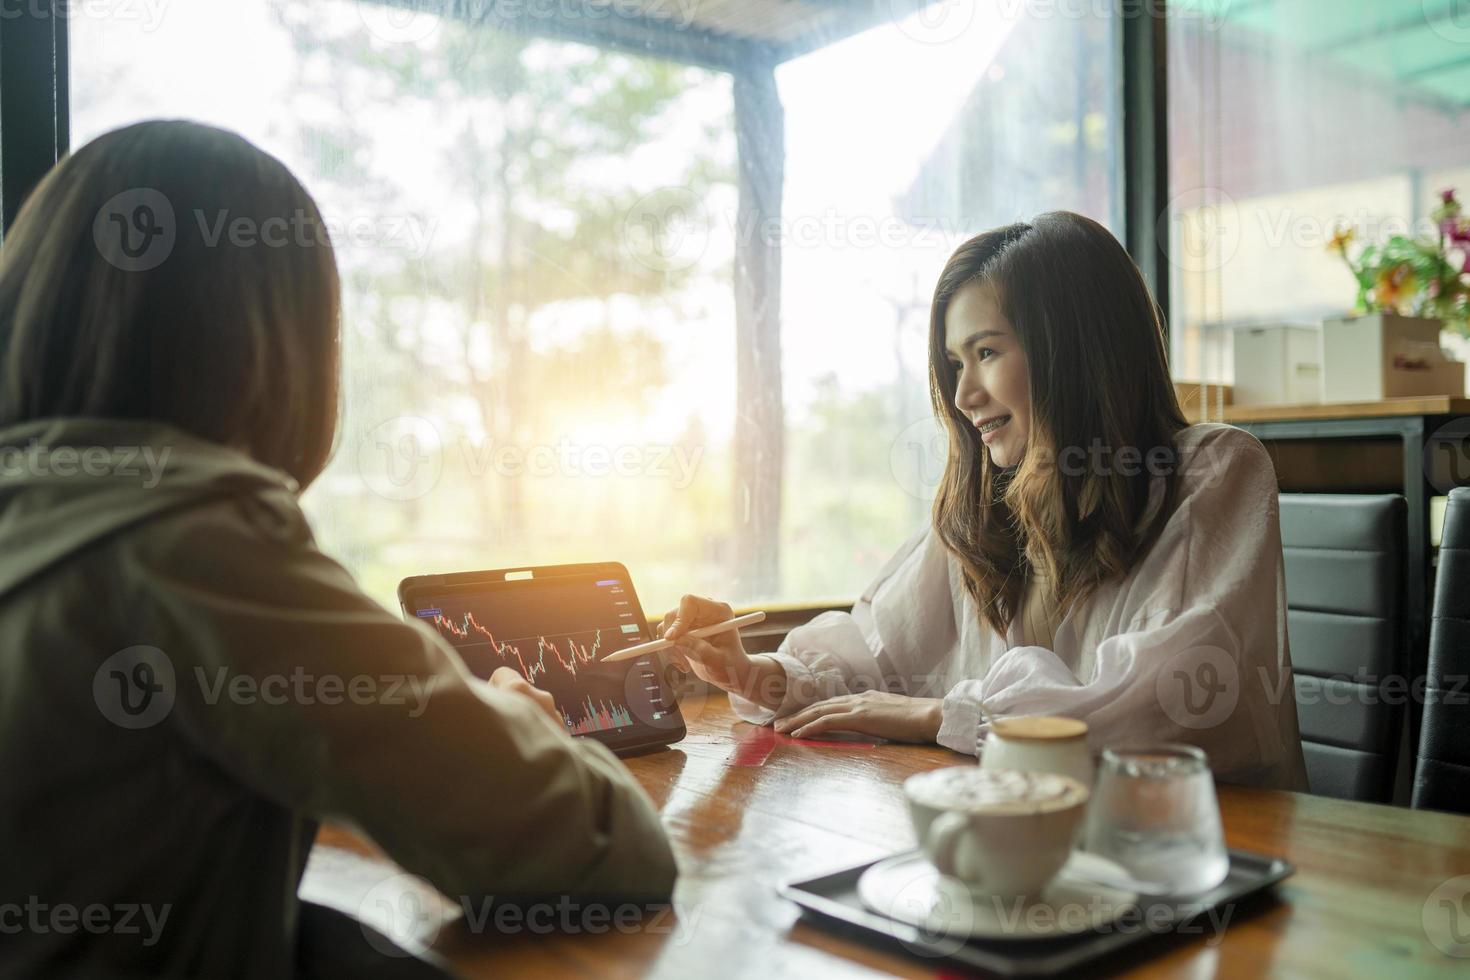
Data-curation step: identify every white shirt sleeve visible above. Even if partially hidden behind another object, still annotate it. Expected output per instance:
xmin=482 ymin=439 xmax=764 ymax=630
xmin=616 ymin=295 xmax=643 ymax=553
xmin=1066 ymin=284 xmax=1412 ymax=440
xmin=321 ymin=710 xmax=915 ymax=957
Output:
xmin=937 ymin=607 xmax=1254 ymax=763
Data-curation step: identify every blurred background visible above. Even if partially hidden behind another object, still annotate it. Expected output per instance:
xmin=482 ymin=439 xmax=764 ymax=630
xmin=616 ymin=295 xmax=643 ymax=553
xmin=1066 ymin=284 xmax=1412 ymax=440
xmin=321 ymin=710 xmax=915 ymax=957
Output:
xmin=66 ymin=0 xmax=1470 ymax=614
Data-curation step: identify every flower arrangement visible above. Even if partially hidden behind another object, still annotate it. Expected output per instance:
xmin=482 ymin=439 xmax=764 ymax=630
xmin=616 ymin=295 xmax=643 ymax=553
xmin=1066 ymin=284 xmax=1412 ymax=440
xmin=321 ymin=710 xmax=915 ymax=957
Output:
xmin=1328 ymin=189 xmax=1470 ymax=337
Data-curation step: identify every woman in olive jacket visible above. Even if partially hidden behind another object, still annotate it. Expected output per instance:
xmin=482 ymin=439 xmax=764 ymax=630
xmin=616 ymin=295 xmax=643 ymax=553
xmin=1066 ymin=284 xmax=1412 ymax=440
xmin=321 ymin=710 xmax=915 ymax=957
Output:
xmin=0 ymin=120 xmax=676 ymax=979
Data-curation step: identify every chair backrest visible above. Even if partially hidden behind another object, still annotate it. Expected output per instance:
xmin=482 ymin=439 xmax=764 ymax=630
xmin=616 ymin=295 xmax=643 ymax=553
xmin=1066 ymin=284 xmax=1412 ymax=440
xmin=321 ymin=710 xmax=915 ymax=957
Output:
xmin=1280 ymin=493 xmax=1406 ymax=803
xmin=1413 ymin=486 xmax=1470 ymax=814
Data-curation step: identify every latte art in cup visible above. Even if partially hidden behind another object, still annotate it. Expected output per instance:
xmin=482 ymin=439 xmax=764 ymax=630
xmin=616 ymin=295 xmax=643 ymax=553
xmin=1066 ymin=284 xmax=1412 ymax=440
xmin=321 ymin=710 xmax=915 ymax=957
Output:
xmin=903 ymin=767 xmax=1091 ymax=900
xmin=906 ymin=767 xmax=1089 ymax=815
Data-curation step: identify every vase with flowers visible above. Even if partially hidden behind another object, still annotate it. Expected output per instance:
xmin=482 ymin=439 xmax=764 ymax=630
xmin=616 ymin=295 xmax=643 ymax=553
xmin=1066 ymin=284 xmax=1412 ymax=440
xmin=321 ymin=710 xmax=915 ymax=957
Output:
xmin=1320 ymin=189 xmax=1470 ymax=400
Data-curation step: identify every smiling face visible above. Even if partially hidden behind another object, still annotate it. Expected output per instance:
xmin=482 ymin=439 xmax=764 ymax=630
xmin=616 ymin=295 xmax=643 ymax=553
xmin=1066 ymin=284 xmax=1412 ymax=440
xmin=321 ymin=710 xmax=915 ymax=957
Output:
xmin=943 ymin=281 xmax=1031 ymax=469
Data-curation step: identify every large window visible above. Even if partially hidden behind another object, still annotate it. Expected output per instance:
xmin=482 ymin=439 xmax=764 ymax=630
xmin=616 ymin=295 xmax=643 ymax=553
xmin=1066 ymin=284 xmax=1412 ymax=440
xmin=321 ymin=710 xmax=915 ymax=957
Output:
xmin=71 ymin=0 xmax=1121 ymax=613
xmin=1167 ymin=0 xmax=1470 ymax=388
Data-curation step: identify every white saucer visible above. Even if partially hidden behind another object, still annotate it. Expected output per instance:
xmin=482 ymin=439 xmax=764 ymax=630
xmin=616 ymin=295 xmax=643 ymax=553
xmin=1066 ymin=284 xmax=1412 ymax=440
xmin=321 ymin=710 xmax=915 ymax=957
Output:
xmin=857 ymin=851 xmax=1138 ymax=942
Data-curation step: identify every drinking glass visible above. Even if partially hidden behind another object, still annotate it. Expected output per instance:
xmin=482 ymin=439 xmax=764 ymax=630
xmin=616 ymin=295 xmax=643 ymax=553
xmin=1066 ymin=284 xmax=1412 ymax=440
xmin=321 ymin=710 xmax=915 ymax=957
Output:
xmin=1081 ymin=744 xmax=1230 ymax=895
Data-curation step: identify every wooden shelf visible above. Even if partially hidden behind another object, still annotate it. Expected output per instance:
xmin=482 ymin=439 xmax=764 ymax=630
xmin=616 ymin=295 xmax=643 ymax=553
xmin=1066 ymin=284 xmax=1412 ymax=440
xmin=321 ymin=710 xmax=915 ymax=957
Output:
xmin=1221 ymin=395 xmax=1470 ymax=423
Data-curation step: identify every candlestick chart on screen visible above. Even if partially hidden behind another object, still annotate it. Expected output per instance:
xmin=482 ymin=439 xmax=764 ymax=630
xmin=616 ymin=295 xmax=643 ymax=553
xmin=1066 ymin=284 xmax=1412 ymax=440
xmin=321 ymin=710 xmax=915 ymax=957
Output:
xmin=413 ymin=577 xmax=675 ymax=736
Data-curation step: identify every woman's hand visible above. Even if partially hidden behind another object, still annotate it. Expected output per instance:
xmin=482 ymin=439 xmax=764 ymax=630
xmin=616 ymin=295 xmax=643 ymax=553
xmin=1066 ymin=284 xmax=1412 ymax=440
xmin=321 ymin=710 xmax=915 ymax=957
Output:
xmin=488 ymin=666 xmax=563 ymax=728
xmin=774 ymin=691 xmax=944 ymax=743
xmin=659 ymin=594 xmax=785 ymax=709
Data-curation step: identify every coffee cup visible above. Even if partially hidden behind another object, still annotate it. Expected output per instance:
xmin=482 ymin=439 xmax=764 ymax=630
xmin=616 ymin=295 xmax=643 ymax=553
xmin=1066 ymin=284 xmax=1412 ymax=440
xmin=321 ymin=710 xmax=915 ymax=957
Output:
xmin=980 ymin=715 xmax=1095 ymax=789
xmin=904 ymin=767 xmax=1089 ymax=900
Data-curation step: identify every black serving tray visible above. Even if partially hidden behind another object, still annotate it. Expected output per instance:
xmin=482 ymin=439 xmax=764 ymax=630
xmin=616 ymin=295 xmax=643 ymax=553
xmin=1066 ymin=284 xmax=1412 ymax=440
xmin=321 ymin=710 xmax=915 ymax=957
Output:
xmin=778 ymin=848 xmax=1293 ymax=977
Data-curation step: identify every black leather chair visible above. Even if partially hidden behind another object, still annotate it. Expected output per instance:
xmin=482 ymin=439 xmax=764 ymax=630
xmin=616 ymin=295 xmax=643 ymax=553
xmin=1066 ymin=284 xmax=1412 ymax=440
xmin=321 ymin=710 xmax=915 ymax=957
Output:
xmin=1413 ymin=486 xmax=1470 ymax=814
xmin=1280 ymin=494 xmax=1406 ymax=803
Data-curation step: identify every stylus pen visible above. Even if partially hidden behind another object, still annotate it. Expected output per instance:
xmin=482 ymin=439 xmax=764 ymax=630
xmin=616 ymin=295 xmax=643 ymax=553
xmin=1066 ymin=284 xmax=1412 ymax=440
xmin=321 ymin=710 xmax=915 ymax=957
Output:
xmin=598 ymin=611 xmax=767 ymax=663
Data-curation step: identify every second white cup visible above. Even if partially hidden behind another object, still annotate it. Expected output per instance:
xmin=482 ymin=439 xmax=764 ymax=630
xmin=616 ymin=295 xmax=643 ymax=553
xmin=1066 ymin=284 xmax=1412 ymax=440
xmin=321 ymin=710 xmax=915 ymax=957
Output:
xmin=980 ymin=715 xmax=1095 ymax=789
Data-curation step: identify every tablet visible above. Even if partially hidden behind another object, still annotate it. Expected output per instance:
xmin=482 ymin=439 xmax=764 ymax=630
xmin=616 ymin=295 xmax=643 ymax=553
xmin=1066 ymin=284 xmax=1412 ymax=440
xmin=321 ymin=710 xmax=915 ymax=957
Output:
xmin=398 ymin=562 xmax=685 ymax=754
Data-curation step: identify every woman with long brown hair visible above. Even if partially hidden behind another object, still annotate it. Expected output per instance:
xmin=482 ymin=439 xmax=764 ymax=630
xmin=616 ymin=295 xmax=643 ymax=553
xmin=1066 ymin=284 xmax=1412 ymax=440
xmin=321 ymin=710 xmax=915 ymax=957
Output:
xmin=665 ymin=212 xmax=1307 ymax=790
xmin=0 ymin=121 xmax=675 ymax=978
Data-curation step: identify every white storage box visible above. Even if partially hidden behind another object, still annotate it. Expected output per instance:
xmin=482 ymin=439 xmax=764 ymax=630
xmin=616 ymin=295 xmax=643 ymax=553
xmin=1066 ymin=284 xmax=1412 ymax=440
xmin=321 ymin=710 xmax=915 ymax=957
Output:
xmin=1231 ymin=325 xmax=1322 ymax=406
xmin=1321 ymin=313 xmax=1465 ymax=402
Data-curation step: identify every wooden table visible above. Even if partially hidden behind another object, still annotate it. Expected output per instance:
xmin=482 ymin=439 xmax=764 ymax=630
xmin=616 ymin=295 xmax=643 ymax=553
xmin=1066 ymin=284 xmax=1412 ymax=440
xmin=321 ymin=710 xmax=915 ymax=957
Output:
xmin=301 ymin=693 xmax=1470 ymax=977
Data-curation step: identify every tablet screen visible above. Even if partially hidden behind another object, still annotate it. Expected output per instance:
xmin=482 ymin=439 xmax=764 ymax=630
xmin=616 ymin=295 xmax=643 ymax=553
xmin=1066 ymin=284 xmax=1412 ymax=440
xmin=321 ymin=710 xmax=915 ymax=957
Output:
xmin=402 ymin=566 xmax=683 ymax=752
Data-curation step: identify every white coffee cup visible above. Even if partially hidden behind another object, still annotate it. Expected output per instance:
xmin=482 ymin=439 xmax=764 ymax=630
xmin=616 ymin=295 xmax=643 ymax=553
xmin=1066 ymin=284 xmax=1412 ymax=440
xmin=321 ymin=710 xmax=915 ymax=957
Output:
xmin=904 ymin=767 xmax=1089 ymax=900
xmin=980 ymin=715 xmax=1095 ymax=789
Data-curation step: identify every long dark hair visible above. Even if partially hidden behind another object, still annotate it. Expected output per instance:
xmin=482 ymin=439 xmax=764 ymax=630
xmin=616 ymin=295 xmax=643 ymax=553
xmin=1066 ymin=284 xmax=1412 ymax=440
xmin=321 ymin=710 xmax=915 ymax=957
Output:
xmin=929 ymin=212 xmax=1187 ymax=635
xmin=0 ymin=120 xmax=341 ymax=487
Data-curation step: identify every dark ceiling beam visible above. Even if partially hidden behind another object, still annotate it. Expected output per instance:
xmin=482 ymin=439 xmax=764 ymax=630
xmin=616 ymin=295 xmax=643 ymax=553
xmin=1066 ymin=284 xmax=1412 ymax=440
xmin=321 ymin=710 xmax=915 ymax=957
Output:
xmin=369 ymin=0 xmax=778 ymax=72
xmin=771 ymin=0 xmax=900 ymax=63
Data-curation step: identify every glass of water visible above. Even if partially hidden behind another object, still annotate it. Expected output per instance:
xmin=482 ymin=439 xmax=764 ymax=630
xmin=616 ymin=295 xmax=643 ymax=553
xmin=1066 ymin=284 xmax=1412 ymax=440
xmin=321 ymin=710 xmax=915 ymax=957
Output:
xmin=1082 ymin=744 xmax=1230 ymax=895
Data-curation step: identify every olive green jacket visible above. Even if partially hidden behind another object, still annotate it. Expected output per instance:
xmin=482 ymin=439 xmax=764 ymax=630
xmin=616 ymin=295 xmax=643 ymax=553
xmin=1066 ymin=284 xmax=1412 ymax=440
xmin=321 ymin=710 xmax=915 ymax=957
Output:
xmin=0 ymin=418 xmax=676 ymax=978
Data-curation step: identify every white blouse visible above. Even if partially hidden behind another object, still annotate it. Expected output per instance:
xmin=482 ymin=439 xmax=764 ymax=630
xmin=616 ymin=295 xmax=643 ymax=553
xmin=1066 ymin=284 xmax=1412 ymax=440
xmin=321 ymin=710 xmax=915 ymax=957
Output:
xmin=730 ymin=423 xmax=1310 ymax=791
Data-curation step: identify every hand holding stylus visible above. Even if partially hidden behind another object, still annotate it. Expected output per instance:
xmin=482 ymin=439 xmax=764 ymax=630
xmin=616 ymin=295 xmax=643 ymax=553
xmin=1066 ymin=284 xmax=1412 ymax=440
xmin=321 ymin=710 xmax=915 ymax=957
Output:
xmin=602 ymin=595 xmax=787 ymax=711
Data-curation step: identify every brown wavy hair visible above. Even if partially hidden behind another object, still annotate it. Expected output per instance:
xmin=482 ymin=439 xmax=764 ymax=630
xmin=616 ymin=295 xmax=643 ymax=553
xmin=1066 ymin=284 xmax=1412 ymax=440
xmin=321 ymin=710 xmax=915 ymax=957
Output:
xmin=0 ymin=120 xmax=341 ymax=487
xmin=929 ymin=212 xmax=1187 ymax=636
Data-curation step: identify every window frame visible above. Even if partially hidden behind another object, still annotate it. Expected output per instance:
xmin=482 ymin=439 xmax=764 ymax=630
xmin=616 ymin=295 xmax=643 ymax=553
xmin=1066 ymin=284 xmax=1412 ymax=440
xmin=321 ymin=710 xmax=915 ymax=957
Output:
xmin=0 ymin=4 xmax=69 ymax=235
